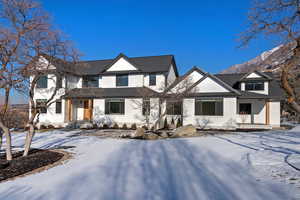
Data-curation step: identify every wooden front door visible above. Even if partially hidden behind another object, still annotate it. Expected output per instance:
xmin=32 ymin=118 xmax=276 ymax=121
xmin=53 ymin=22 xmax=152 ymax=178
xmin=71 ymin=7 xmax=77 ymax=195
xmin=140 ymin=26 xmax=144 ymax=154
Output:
xmin=83 ymin=99 xmax=93 ymax=120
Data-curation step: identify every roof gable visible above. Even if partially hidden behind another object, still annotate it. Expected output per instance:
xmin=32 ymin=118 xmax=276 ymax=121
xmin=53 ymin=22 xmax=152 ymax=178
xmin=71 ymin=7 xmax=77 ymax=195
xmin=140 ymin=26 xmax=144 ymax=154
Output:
xmin=104 ymin=53 xmax=140 ymax=72
xmin=240 ymin=71 xmax=273 ymax=81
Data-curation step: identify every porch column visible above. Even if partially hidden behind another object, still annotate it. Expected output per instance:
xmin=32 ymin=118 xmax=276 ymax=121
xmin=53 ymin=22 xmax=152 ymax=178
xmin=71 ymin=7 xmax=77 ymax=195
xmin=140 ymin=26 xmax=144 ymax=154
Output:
xmin=265 ymin=101 xmax=270 ymax=125
xmin=65 ymin=99 xmax=73 ymax=122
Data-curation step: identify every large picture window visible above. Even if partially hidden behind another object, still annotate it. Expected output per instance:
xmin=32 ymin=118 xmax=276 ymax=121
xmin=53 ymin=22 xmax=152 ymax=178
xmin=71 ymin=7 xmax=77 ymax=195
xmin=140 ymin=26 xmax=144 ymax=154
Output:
xmin=82 ymin=75 xmax=99 ymax=88
xmin=142 ymin=99 xmax=150 ymax=115
xmin=36 ymin=76 xmax=48 ymax=88
xmin=245 ymin=82 xmax=264 ymax=90
xmin=116 ymin=74 xmax=128 ymax=86
xmin=195 ymin=99 xmax=223 ymax=116
xmin=105 ymin=99 xmax=125 ymax=114
xmin=239 ymin=103 xmax=251 ymax=114
xmin=36 ymin=99 xmax=47 ymax=114
xmin=149 ymin=74 xmax=156 ymax=86
xmin=166 ymin=101 xmax=182 ymax=115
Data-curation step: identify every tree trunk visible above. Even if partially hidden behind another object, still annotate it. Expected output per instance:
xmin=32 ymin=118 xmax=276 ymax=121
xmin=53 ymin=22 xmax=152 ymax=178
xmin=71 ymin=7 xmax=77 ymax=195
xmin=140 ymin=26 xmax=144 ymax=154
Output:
xmin=0 ymin=132 xmax=2 ymax=152
xmin=0 ymin=122 xmax=12 ymax=161
xmin=23 ymin=124 xmax=35 ymax=156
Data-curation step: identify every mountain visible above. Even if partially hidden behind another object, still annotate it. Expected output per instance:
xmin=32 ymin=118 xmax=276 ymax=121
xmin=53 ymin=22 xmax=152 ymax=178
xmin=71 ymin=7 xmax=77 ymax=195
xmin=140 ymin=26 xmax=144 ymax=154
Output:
xmin=221 ymin=43 xmax=295 ymax=75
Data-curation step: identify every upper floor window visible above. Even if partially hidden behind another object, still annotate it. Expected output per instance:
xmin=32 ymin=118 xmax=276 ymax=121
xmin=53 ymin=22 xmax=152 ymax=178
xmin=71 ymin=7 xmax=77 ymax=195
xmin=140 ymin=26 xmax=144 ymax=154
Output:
xmin=167 ymin=101 xmax=182 ymax=115
xmin=116 ymin=74 xmax=128 ymax=86
xmin=83 ymin=75 xmax=99 ymax=88
xmin=245 ymin=82 xmax=264 ymax=91
xmin=36 ymin=76 xmax=48 ymax=88
xmin=195 ymin=98 xmax=223 ymax=116
xmin=149 ymin=74 xmax=156 ymax=86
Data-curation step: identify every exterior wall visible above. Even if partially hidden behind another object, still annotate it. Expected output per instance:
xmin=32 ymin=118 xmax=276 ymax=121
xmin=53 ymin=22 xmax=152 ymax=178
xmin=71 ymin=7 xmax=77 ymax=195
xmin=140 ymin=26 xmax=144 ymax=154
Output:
xmin=106 ymin=57 xmax=137 ymax=71
xmin=167 ymin=64 xmax=177 ymax=85
xmin=269 ymin=101 xmax=281 ymax=127
xmin=194 ymin=77 xmax=229 ymax=93
xmin=247 ymin=72 xmax=261 ymax=78
xmin=92 ymin=98 xmax=159 ymax=127
xmin=170 ymin=70 xmax=203 ymax=93
xmin=237 ymin=99 xmax=266 ymax=124
xmin=182 ymin=98 xmax=237 ymax=130
xmin=101 ymin=74 xmax=144 ymax=88
xmin=32 ymin=74 xmax=66 ymax=127
xmin=144 ymin=74 xmax=165 ymax=92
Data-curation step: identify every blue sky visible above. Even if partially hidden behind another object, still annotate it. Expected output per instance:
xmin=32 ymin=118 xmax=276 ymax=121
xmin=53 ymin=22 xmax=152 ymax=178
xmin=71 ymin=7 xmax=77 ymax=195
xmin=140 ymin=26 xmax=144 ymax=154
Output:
xmin=12 ymin=0 xmax=278 ymax=103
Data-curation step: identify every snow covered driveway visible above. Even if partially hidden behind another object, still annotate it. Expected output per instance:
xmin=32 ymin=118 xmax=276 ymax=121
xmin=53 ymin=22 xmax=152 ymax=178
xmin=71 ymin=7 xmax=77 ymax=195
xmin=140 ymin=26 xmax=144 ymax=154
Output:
xmin=0 ymin=128 xmax=299 ymax=200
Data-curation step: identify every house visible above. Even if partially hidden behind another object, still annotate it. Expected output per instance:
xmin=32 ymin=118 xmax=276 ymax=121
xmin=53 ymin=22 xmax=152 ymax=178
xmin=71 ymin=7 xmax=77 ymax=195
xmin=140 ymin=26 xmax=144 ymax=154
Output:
xmin=31 ymin=53 xmax=284 ymax=130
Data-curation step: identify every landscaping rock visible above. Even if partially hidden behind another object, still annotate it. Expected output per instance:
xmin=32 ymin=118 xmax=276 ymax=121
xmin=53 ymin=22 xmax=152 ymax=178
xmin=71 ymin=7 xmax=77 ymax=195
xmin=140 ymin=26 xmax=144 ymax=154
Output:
xmin=144 ymin=133 xmax=159 ymax=140
xmin=0 ymin=161 xmax=9 ymax=169
xmin=130 ymin=127 xmax=145 ymax=138
xmin=171 ymin=124 xmax=197 ymax=138
xmin=79 ymin=122 xmax=93 ymax=129
xmin=159 ymin=131 xmax=169 ymax=138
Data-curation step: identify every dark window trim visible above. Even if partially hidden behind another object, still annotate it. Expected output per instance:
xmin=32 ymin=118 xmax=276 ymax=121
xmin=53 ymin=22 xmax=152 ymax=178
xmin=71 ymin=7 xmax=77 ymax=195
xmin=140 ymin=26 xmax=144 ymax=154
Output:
xmin=56 ymin=75 xmax=63 ymax=88
xmin=245 ymin=82 xmax=264 ymax=91
xmin=166 ymin=100 xmax=182 ymax=115
xmin=82 ymin=75 xmax=99 ymax=88
xmin=36 ymin=76 xmax=48 ymax=89
xmin=195 ymin=98 xmax=223 ymax=116
xmin=149 ymin=74 xmax=156 ymax=86
xmin=239 ymin=103 xmax=252 ymax=114
xmin=56 ymin=100 xmax=62 ymax=114
xmin=142 ymin=99 xmax=150 ymax=116
xmin=105 ymin=99 xmax=125 ymax=115
xmin=36 ymin=99 xmax=47 ymax=114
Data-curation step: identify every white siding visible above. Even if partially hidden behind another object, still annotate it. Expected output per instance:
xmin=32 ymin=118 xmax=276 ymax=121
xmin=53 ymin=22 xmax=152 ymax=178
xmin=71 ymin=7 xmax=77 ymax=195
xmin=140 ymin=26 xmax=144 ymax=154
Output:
xmin=144 ymin=74 xmax=166 ymax=92
xmin=247 ymin=72 xmax=261 ymax=78
xmin=269 ymin=101 xmax=281 ymax=127
xmin=194 ymin=77 xmax=229 ymax=93
xmin=167 ymin=64 xmax=176 ymax=85
xmin=183 ymin=98 xmax=237 ymax=130
xmin=106 ymin=57 xmax=137 ymax=71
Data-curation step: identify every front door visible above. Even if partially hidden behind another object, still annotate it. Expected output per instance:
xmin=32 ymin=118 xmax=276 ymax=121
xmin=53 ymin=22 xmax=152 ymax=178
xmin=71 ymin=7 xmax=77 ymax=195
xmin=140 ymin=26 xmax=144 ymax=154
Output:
xmin=83 ymin=99 xmax=93 ymax=120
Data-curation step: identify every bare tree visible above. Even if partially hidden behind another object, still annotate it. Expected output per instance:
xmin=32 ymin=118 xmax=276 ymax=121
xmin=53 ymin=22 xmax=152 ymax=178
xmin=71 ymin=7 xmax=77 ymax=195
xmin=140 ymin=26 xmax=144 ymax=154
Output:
xmin=0 ymin=0 xmax=79 ymax=157
xmin=240 ymin=0 xmax=300 ymax=114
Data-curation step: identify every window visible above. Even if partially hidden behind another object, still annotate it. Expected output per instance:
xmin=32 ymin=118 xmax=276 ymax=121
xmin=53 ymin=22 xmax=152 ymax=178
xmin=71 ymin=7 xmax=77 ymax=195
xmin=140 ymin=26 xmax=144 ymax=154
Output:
xmin=195 ymin=99 xmax=223 ymax=116
xmin=245 ymin=82 xmax=264 ymax=90
xmin=149 ymin=74 xmax=156 ymax=86
xmin=239 ymin=103 xmax=251 ymax=114
xmin=36 ymin=99 xmax=47 ymax=113
xmin=167 ymin=101 xmax=182 ymax=115
xmin=116 ymin=74 xmax=128 ymax=86
xmin=83 ymin=75 xmax=99 ymax=88
xmin=36 ymin=76 xmax=48 ymax=88
xmin=56 ymin=75 xmax=62 ymax=88
xmin=142 ymin=99 xmax=150 ymax=115
xmin=56 ymin=101 xmax=62 ymax=114
xmin=105 ymin=99 xmax=125 ymax=114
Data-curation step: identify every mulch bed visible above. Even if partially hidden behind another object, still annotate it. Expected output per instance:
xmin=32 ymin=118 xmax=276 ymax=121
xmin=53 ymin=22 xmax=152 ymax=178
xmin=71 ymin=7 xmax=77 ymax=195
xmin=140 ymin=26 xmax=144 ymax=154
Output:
xmin=0 ymin=149 xmax=64 ymax=182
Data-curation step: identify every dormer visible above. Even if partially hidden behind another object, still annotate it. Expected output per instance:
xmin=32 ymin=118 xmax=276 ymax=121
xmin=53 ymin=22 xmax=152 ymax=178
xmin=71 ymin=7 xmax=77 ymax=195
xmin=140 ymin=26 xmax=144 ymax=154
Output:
xmin=239 ymin=71 xmax=272 ymax=95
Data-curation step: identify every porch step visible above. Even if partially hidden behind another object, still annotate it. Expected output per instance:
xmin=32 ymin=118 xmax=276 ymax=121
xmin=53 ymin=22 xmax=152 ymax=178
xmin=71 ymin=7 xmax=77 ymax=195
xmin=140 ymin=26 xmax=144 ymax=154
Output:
xmin=237 ymin=123 xmax=272 ymax=130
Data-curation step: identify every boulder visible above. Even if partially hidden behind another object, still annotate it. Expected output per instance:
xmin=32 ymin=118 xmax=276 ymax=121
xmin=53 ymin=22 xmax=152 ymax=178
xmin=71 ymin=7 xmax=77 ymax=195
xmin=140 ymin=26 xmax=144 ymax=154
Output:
xmin=171 ymin=124 xmax=197 ymax=138
xmin=79 ymin=121 xmax=94 ymax=129
xmin=130 ymin=127 xmax=145 ymax=138
xmin=144 ymin=133 xmax=159 ymax=140
xmin=159 ymin=131 xmax=169 ymax=138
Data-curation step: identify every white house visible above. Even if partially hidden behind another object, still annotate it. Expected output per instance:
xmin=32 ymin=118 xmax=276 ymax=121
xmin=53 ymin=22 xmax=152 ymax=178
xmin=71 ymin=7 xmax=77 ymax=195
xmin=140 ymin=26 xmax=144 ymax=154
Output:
xmin=31 ymin=53 xmax=283 ymax=130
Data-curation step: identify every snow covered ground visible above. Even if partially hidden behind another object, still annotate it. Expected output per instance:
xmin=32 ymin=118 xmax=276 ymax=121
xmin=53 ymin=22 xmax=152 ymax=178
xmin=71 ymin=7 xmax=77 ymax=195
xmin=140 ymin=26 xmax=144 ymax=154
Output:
xmin=0 ymin=127 xmax=300 ymax=200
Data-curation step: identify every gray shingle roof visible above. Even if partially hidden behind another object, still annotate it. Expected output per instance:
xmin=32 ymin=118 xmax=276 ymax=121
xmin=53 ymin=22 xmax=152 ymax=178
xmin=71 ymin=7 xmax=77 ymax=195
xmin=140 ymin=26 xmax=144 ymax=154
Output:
xmin=62 ymin=87 xmax=159 ymax=99
xmin=67 ymin=54 xmax=178 ymax=76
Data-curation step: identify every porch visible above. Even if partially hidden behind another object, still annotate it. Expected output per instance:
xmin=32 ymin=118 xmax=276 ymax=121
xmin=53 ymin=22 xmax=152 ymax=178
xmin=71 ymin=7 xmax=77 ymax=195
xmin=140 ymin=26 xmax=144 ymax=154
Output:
xmin=65 ymin=99 xmax=93 ymax=122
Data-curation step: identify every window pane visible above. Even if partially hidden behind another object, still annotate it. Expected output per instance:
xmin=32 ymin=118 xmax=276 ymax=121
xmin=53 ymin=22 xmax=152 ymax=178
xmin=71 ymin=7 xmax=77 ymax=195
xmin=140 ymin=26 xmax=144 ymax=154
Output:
xmin=83 ymin=76 xmax=98 ymax=88
xmin=245 ymin=82 xmax=264 ymax=91
xmin=105 ymin=99 xmax=125 ymax=114
xmin=239 ymin=103 xmax=251 ymax=114
xmin=36 ymin=76 xmax=48 ymax=88
xmin=116 ymin=75 xmax=128 ymax=86
xmin=56 ymin=101 xmax=62 ymax=114
xmin=202 ymin=102 xmax=215 ymax=115
xmin=195 ymin=99 xmax=223 ymax=116
xmin=166 ymin=101 xmax=182 ymax=115
xmin=56 ymin=75 xmax=62 ymax=88
xmin=36 ymin=99 xmax=47 ymax=113
xmin=143 ymin=99 xmax=150 ymax=115
xmin=149 ymin=74 xmax=156 ymax=86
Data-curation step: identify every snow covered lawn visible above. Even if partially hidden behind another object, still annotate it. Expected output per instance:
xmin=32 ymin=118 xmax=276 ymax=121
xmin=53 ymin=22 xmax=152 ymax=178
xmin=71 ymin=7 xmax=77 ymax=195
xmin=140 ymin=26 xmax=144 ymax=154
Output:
xmin=0 ymin=127 xmax=300 ymax=200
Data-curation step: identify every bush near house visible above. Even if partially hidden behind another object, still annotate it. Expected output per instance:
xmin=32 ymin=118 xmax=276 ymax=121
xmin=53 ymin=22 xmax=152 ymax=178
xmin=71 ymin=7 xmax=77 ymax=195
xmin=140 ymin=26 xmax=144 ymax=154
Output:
xmin=122 ymin=124 xmax=128 ymax=130
xmin=164 ymin=118 xmax=169 ymax=130
xmin=131 ymin=123 xmax=137 ymax=130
